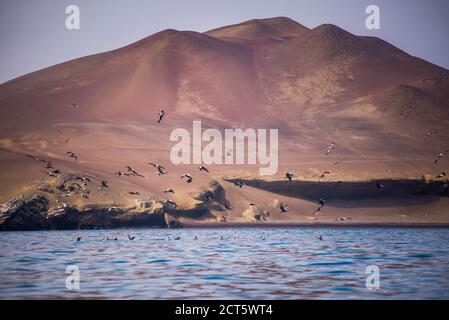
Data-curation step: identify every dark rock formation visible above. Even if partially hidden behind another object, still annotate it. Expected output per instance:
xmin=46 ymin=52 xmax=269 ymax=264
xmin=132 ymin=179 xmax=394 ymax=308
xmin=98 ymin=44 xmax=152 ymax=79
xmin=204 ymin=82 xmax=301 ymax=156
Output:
xmin=0 ymin=194 xmax=49 ymax=230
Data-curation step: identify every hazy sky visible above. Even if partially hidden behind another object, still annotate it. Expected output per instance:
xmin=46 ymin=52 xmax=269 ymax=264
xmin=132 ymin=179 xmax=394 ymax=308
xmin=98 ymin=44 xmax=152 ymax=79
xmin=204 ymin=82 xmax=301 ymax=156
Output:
xmin=1 ymin=0 xmax=448 ymax=84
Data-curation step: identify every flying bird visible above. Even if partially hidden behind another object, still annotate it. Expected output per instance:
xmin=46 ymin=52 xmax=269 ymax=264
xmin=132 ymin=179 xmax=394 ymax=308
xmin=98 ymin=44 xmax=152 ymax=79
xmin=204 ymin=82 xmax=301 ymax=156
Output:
xmin=128 ymin=191 xmax=140 ymax=195
xmin=326 ymin=142 xmax=335 ymax=155
xmin=157 ymin=109 xmax=166 ymax=123
xmin=163 ymin=188 xmax=175 ymax=193
xmin=180 ymin=174 xmax=193 ymax=183
xmin=319 ymin=171 xmax=331 ymax=179
xmin=148 ymin=163 xmax=167 ymax=175
xmin=40 ymin=170 xmax=60 ymax=177
xmin=72 ymin=103 xmax=80 ymax=108
xmin=101 ymin=180 xmax=109 ymax=188
xmin=114 ymin=170 xmax=131 ymax=177
xmin=424 ymin=130 xmax=438 ymax=139
xmin=198 ymin=165 xmax=209 ymax=173
xmin=66 ymin=151 xmax=77 ymax=161
xmin=435 ymin=172 xmax=446 ymax=179
xmin=279 ymin=203 xmax=288 ymax=213
xmin=434 ymin=150 xmax=449 ymax=164
xmin=316 ymin=234 xmax=323 ymax=241
xmin=285 ymin=170 xmax=294 ymax=181
xmin=127 ymin=166 xmax=144 ymax=177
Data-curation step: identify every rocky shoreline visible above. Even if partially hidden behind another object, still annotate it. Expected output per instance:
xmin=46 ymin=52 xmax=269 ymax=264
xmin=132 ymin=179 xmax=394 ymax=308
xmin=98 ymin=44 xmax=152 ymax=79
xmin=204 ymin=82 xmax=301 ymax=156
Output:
xmin=0 ymin=193 xmax=174 ymax=231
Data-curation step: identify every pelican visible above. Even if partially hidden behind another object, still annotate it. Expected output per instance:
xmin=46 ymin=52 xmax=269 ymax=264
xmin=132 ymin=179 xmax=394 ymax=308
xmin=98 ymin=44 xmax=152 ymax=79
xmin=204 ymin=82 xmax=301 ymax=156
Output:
xmin=180 ymin=174 xmax=193 ymax=183
xmin=434 ymin=150 xmax=449 ymax=164
xmin=279 ymin=203 xmax=288 ymax=213
xmin=127 ymin=166 xmax=144 ymax=177
xmin=319 ymin=171 xmax=330 ymax=179
xmin=198 ymin=165 xmax=209 ymax=173
xmin=66 ymin=151 xmax=77 ymax=161
xmin=424 ymin=130 xmax=438 ymax=139
xmin=157 ymin=108 xmax=166 ymax=123
xmin=148 ymin=163 xmax=167 ymax=175
xmin=326 ymin=142 xmax=335 ymax=155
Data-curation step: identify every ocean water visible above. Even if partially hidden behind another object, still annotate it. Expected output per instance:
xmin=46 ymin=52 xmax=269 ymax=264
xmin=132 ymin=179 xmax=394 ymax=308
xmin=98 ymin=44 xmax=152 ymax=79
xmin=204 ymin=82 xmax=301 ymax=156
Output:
xmin=0 ymin=227 xmax=448 ymax=299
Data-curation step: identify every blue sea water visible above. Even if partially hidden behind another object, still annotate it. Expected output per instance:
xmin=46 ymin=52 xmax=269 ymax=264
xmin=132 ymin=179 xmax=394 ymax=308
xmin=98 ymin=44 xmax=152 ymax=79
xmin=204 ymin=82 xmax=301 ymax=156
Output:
xmin=0 ymin=227 xmax=448 ymax=299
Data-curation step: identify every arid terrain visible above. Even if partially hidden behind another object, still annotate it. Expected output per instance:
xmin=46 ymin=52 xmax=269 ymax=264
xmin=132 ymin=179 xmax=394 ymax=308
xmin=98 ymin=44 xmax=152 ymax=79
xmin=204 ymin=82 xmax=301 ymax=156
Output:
xmin=1 ymin=17 xmax=448 ymax=230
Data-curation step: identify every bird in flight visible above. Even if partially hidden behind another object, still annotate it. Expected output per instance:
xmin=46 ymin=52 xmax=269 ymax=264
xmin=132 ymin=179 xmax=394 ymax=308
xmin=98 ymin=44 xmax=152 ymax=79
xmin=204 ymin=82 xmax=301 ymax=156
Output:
xmin=181 ymin=174 xmax=193 ymax=183
xmin=157 ymin=109 xmax=166 ymax=123
xmin=326 ymin=142 xmax=335 ymax=155
xmin=72 ymin=103 xmax=80 ymax=108
xmin=434 ymin=150 xmax=449 ymax=164
xmin=424 ymin=130 xmax=438 ymax=139
xmin=163 ymin=188 xmax=175 ymax=193
xmin=285 ymin=170 xmax=294 ymax=181
xmin=148 ymin=163 xmax=167 ymax=175
xmin=319 ymin=171 xmax=331 ymax=179
xmin=198 ymin=165 xmax=209 ymax=173
xmin=66 ymin=151 xmax=77 ymax=161
xmin=127 ymin=166 xmax=144 ymax=177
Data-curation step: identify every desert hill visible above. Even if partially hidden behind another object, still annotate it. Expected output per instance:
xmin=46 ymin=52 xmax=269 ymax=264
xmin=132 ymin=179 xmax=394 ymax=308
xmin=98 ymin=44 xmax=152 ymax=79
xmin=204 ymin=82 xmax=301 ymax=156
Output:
xmin=0 ymin=17 xmax=448 ymax=228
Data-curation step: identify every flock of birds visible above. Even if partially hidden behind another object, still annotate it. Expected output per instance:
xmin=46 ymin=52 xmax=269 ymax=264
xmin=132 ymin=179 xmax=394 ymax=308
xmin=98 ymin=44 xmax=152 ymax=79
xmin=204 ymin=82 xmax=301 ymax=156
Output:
xmin=73 ymin=232 xmax=324 ymax=242
xmin=22 ymin=104 xmax=449 ymax=234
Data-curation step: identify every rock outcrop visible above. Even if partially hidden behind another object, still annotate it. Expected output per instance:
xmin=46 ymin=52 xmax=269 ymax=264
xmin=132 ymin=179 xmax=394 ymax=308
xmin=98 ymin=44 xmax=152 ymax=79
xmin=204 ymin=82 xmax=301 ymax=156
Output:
xmin=0 ymin=194 xmax=49 ymax=230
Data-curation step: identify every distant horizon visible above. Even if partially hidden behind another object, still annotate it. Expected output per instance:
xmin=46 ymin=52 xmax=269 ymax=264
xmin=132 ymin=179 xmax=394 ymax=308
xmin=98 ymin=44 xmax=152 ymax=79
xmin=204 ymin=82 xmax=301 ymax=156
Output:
xmin=1 ymin=0 xmax=449 ymax=84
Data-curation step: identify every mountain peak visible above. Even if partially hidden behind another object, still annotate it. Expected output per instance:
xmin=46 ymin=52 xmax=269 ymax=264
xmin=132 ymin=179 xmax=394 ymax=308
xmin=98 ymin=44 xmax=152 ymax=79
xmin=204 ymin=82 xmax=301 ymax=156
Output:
xmin=205 ymin=16 xmax=310 ymax=40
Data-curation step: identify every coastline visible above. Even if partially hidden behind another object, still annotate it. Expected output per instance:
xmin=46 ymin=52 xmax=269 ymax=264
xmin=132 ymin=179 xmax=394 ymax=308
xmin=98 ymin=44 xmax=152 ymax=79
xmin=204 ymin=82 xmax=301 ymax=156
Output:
xmin=182 ymin=221 xmax=449 ymax=229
